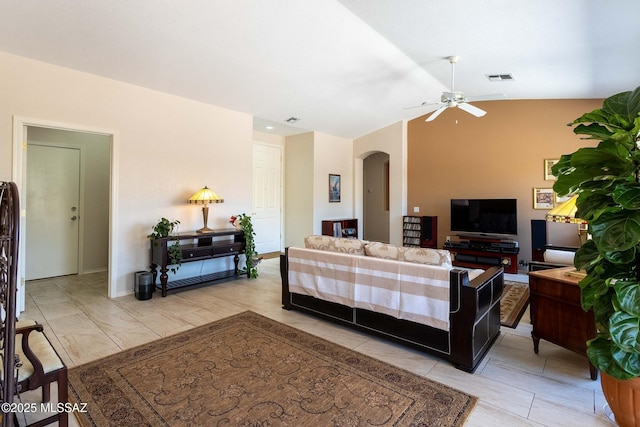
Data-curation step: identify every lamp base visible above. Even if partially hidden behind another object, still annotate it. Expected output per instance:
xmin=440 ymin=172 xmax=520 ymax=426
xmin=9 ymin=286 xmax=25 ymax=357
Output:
xmin=196 ymin=227 xmax=215 ymax=234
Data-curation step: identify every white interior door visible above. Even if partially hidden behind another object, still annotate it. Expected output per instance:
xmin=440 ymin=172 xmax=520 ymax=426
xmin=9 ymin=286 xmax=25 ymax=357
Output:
xmin=252 ymin=143 xmax=282 ymax=254
xmin=26 ymin=144 xmax=81 ymax=280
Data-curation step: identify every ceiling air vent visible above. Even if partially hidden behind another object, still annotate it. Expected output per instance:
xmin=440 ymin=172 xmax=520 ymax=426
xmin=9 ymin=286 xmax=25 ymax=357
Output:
xmin=285 ymin=117 xmax=300 ymax=123
xmin=486 ymin=74 xmax=514 ymax=82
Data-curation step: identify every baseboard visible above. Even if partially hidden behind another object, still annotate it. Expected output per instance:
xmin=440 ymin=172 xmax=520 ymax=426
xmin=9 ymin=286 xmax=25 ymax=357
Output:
xmin=81 ymin=268 xmax=108 ymax=275
xmin=261 ymin=251 xmax=280 ymax=259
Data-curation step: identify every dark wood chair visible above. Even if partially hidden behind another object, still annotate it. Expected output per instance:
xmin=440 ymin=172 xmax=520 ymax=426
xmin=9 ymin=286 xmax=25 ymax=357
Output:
xmin=1 ymin=182 xmax=68 ymax=427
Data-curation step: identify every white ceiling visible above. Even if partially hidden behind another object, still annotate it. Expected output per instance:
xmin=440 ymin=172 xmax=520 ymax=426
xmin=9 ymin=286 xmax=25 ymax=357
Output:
xmin=0 ymin=0 xmax=638 ymax=139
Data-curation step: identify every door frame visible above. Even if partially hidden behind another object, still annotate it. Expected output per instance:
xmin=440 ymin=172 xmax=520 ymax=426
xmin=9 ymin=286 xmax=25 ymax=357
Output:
xmin=12 ymin=116 xmax=119 ymax=309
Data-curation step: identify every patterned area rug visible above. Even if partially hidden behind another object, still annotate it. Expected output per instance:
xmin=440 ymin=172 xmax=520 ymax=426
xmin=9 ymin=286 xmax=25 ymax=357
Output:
xmin=69 ymin=311 xmax=477 ymax=426
xmin=501 ymin=280 xmax=530 ymax=328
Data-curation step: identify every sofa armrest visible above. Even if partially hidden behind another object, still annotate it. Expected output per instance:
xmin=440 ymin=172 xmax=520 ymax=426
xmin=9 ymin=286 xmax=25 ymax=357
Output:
xmin=280 ymin=249 xmax=291 ymax=309
xmin=465 ymin=266 xmax=504 ymax=289
xmin=449 ymin=266 xmax=503 ymax=371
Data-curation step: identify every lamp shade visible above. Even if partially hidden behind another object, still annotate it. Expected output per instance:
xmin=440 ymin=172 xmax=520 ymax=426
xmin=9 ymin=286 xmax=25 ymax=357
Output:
xmin=189 ymin=186 xmax=224 ymax=205
xmin=545 ymin=195 xmax=583 ymax=224
xmin=189 ymin=186 xmax=223 ymax=233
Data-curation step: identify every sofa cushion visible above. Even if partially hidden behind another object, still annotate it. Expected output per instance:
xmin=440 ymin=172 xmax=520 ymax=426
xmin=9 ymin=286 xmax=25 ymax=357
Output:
xmin=364 ymin=242 xmax=452 ymax=267
xmin=304 ymin=235 xmax=367 ymax=254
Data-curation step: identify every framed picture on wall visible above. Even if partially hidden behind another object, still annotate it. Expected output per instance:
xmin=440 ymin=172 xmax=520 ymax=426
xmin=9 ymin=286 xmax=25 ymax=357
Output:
xmin=533 ymin=187 xmax=554 ymax=209
xmin=329 ymin=174 xmax=341 ymax=203
xmin=544 ymin=159 xmax=559 ymax=180
xmin=554 ymin=192 xmax=572 ymax=205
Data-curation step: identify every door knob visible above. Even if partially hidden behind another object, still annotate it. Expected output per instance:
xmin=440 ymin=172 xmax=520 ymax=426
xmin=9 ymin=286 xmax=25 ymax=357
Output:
xmin=71 ymin=216 xmax=78 ymax=221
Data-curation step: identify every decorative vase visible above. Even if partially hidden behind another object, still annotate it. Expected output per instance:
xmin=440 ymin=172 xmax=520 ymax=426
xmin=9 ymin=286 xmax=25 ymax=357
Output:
xmin=601 ymin=371 xmax=640 ymax=427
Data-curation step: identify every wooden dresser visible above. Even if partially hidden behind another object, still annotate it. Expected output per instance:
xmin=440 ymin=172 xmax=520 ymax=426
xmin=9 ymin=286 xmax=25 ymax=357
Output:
xmin=528 ymin=266 xmax=597 ymax=379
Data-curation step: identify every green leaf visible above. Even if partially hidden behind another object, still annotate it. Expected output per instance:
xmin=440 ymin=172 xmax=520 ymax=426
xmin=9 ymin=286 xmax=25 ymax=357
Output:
xmin=611 ymin=341 xmax=640 ymax=377
xmin=575 ymin=192 xmax=614 ymax=222
xmin=602 ymin=248 xmax=636 ymax=264
xmin=550 ymin=154 xmax=572 ymax=178
xmin=574 ymin=240 xmax=599 ymax=270
xmin=553 ymin=146 xmax=635 ymax=196
xmin=610 ymin=311 xmax=640 ymax=352
xmin=613 ymin=185 xmax=640 ymax=210
xmin=613 ymin=280 xmax=640 ymax=317
xmin=587 ymin=335 xmax=637 ymax=379
xmin=590 ymin=210 xmax=640 ymax=252
xmin=579 ymin=272 xmax=608 ymax=311
xmin=603 ymin=87 xmax=640 ymax=121
xmin=571 ymin=147 xmax=634 ymax=176
xmin=573 ymin=122 xmax=615 ymax=140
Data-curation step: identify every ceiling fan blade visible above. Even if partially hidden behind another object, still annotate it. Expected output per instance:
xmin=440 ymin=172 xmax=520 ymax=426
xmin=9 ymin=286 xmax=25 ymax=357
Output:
xmin=466 ymin=93 xmax=506 ymax=102
xmin=458 ymin=102 xmax=486 ymax=117
xmin=404 ymin=101 xmax=440 ymax=110
xmin=425 ymin=106 xmax=448 ymax=122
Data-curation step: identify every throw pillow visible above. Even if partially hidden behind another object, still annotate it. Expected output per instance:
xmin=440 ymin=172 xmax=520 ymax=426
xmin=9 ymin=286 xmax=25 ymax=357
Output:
xmin=365 ymin=242 xmax=452 ymax=267
xmin=363 ymin=242 xmax=401 ymax=260
xmin=402 ymin=247 xmax=453 ymax=267
xmin=304 ymin=235 xmax=366 ymax=254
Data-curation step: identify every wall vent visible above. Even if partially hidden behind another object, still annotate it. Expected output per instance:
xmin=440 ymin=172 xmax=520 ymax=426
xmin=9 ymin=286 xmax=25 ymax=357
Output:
xmin=486 ymin=74 xmax=514 ymax=82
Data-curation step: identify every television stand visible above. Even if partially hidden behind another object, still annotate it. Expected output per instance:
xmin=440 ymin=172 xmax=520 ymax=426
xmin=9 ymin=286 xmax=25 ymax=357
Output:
xmin=443 ymin=236 xmax=519 ymax=274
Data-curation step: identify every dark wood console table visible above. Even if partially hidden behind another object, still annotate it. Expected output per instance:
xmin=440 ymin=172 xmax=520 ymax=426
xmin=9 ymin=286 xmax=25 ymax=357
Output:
xmin=444 ymin=237 xmax=519 ymax=274
xmin=150 ymin=229 xmax=246 ymax=297
xmin=529 ymin=267 xmax=597 ymax=379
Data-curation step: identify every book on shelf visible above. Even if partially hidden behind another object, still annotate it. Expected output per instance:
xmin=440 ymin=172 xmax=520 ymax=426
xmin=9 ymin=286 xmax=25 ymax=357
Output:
xmin=333 ymin=222 xmax=342 ymax=237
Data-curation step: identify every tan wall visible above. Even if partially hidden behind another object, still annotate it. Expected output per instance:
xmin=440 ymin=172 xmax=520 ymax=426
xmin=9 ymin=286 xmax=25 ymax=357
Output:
xmin=284 ymin=132 xmax=315 ymax=247
xmin=363 ymin=152 xmax=390 ymax=243
xmin=407 ymin=99 xmax=602 ymax=265
xmin=354 ymin=121 xmax=406 ymax=245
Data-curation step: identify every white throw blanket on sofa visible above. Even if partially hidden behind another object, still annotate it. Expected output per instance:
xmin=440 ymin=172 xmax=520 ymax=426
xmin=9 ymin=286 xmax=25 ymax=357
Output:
xmin=287 ymin=247 xmax=451 ymax=331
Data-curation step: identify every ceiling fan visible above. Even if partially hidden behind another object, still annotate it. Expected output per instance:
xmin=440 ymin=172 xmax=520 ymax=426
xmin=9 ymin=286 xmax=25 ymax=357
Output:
xmin=410 ymin=56 xmax=505 ymax=122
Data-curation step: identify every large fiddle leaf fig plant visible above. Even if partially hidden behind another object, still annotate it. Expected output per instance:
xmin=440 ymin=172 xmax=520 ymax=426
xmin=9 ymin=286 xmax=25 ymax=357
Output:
xmin=552 ymin=86 xmax=640 ymax=380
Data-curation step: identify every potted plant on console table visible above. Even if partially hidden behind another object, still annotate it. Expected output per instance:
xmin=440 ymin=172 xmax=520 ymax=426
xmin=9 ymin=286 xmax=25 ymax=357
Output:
xmin=552 ymin=86 xmax=640 ymax=426
xmin=230 ymin=213 xmax=261 ymax=278
xmin=147 ymin=218 xmax=182 ymax=273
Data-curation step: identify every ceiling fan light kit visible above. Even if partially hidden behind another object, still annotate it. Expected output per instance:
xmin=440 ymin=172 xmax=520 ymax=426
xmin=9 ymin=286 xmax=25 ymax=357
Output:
xmin=414 ymin=55 xmax=504 ymax=122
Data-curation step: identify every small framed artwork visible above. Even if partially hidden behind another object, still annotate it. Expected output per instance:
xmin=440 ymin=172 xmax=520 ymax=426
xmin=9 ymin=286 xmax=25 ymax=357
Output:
xmin=329 ymin=174 xmax=341 ymax=203
xmin=544 ymin=159 xmax=559 ymax=181
xmin=533 ymin=187 xmax=554 ymax=209
xmin=554 ymin=192 xmax=572 ymax=205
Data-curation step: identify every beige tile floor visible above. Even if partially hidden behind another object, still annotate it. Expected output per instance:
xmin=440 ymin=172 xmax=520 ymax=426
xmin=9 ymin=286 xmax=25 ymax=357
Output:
xmin=21 ymin=257 xmax=614 ymax=427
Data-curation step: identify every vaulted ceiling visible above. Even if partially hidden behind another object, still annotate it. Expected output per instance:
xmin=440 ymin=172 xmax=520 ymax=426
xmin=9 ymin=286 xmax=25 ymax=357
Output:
xmin=0 ymin=0 xmax=638 ymax=138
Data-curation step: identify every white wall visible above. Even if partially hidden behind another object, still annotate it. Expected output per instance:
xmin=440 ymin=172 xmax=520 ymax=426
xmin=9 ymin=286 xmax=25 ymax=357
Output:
xmin=0 ymin=51 xmax=253 ymax=297
xmin=354 ymin=121 xmax=406 ymax=245
xmin=313 ymin=132 xmax=354 ymax=235
xmin=253 ymin=130 xmax=285 ymax=147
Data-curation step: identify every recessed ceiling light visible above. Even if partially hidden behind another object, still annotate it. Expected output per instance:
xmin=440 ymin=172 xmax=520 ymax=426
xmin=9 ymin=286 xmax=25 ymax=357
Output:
xmin=486 ymin=74 xmax=514 ymax=82
xmin=266 ymin=126 xmax=274 ymax=130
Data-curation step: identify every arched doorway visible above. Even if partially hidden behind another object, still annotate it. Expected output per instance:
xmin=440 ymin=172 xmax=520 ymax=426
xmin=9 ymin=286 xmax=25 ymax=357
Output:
xmin=363 ymin=152 xmax=390 ymax=243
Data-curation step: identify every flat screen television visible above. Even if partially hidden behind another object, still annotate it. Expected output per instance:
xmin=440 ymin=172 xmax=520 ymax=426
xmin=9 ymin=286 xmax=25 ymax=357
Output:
xmin=450 ymin=199 xmax=517 ymax=237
